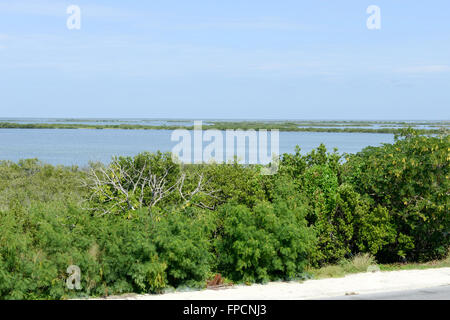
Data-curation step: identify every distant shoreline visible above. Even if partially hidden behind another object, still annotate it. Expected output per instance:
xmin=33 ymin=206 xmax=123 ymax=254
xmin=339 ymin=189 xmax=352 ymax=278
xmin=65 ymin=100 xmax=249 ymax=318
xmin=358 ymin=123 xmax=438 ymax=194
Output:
xmin=0 ymin=120 xmax=448 ymax=134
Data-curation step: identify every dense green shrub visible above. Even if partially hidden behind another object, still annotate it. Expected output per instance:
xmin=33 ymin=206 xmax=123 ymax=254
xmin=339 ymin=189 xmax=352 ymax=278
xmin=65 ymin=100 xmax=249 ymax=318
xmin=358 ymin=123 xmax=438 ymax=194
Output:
xmin=0 ymin=131 xmax=448 ymax=299
xmin=298 ymin=162 xmax=394 ymax=265
xmin=86 ymin=152 xmax=264 ymax=214
xmin=86 ymin=152 xmax=181 ymax=214
xmin=0 ymin=203 xmax=214 ymax=299
xmin=0 ymin=202 xmax=100 ymax=299
xmin=308 ymin=183 xmax=395 ymax=265
xmin=342 ymin=131 xmax=450 ymax=261
xmin=91 ymin=212 xmax=166 ymax=295
xmin=215 ymin=199 xmax=315 ymax=283
xmin=200 ymin=161 xmax=267 ymax=209
xmin=151 ymin=208 xmax=215 ymax=288
xmin=0 ymin=159 xmax=85 ymax=211
xmin=275 ymin=144 xmax=341 ymax=189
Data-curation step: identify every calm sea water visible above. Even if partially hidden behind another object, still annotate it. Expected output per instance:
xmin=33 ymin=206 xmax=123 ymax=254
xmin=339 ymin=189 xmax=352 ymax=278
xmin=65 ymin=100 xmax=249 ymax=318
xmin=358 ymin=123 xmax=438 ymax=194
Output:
xmin=0 ymin=129 xmax=394 ymax=166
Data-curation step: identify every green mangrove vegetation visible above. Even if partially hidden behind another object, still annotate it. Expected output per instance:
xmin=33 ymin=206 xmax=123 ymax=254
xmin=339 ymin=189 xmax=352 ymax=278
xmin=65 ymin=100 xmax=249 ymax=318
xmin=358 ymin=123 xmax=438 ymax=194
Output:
xmin=0 ymin=129 xmax=448 ymax=299
xmin=0 ymin=120 xmax=449 ymax=134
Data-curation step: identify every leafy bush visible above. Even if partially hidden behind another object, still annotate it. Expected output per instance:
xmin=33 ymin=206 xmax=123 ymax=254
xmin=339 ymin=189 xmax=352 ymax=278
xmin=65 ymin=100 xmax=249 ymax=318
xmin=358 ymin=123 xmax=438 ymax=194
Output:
xmin=151 ymin=208 xmax=215 ymax=288
xmin=91 ymin=212 xmax=167 ymax=295
xmin=0 ymin=202 xmax=99 ymax=299
xmin=0 ymin=131 xmax=448 ymax=299
xmin=0 ymin=159 xmax=85 ymax=211
xmin=0 ymin=202 xmax=214 ymax=299
xmin=308 ymin=182 xmax=394 ymax=265
xmin=342 ymin=131 xmax=450 ymax=261
xmin=215 ymin=199 xmax=315 ymax=283
xmin=200 ymin=161 xmax=267 ymax=209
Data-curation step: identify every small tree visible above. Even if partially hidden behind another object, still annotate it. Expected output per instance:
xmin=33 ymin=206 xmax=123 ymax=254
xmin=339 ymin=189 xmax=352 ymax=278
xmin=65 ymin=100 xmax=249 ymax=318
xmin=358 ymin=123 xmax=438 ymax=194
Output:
xmin=84 ymin=152 xmax=220 ymax=215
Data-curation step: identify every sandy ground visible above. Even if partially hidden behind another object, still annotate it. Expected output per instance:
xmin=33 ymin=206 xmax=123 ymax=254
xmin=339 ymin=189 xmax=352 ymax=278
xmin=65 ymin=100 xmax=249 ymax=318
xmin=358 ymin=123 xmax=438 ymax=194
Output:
xmin=99 ymin=267 xmax=450 ymax=300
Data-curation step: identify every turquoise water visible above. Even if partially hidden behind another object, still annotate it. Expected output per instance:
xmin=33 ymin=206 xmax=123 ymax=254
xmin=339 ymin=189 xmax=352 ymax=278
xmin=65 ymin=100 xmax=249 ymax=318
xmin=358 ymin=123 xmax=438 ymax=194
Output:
xmin=0 ymin=129 xmax=394 ymax=166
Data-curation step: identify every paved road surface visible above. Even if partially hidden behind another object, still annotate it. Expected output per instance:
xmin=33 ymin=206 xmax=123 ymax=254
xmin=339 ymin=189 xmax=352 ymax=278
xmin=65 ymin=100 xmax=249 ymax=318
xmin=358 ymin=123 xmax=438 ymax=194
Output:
xmin=323 ymin=285 xmax=450 ymax=300
xmin=95 ymin=268 xmax=450 ymax=300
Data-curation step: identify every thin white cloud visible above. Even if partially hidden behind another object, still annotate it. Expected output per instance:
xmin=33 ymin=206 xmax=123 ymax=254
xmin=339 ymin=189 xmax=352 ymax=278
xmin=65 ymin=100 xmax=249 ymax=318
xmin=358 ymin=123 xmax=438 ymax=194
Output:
xmin=0 ymin=0 xmax=136 ymax=19
xmin=396 ymin=65 xmax=450 ymax=74
xmin=172 ymin=17 xmax=310 ymax=31
xmin=0 ymin=34 xmax=333 ymax=77
xmin=0 ymin=0 xmax=65 ymax=16
xmin=0 ymin=34 xmax=8 ymax=50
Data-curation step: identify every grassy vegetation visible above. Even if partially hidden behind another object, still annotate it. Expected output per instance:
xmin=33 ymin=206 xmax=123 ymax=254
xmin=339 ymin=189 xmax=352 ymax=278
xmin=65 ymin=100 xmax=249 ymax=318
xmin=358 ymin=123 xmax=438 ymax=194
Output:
xmin=307 ymin=254 xmax=378 ymax=279
xmin=379 ymin=253 xmax=450 ymax=271
xmin=307 ymin=251 xmax=450 ymax=280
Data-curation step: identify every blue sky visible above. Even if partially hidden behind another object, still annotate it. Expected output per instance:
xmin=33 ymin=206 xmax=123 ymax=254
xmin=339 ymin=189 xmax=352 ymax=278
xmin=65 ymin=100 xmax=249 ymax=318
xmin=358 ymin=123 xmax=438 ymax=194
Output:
xmin=0 ymin=0 xmax=449 ymax=120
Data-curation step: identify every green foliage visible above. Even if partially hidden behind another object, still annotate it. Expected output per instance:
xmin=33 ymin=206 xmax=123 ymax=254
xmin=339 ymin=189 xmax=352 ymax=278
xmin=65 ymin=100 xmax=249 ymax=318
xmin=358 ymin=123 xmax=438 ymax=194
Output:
xmin=0 ymin=159 xmax=84 ymax=212
xmin=0 ymin=202 xmax=213 ymax=299
xmin=87 ymin=152 xmax=181 ymax=214
xmin=201 ymin=161 xmax=267 ymax=208
xmin=302 ymin=164 xmax=339 ymax=220
xmin=0 ymin=121 xmax=446 ymax=134
xmin=304 ymin=176 xmax=394 ymax=265
xmin=215 ymin=199 xmax=315 ymax=283
xmin=342 ymin=131 xmax=450 ymax=261
xmin=0 ymin=202 xmax=99 ymax=299
xmin=277 ymin=144 xmax=341 ymax=185
xmin=91 ymin=212 xmax=166 ymax=295
xmin=0 ymin=130 xmax=448 ymax=299
xmin=151 ymin=209 xmax=215 ymax=288
xmin=310 ymin=253 xmax=377 ymax=279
